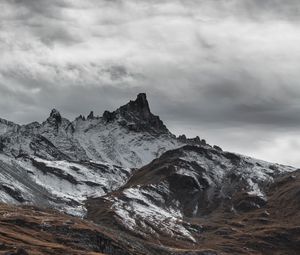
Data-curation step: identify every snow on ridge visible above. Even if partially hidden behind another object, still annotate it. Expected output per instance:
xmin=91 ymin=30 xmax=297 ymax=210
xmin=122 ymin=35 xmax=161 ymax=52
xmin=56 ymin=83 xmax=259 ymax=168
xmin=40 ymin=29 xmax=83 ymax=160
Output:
xmin=112 ymin=182 xmax=196 ymax=242
xmin=30 ymin=157 xmax=131 ymax=198
xmin=0 ymin=154 xmax=132 ymax=217
xmin=74 ymin=121 xmax=183 ymax=168
xmin=102 ymin=144 xmax=298 ymax=243
xmin=179 ymin=148 xmax=297 ymax=199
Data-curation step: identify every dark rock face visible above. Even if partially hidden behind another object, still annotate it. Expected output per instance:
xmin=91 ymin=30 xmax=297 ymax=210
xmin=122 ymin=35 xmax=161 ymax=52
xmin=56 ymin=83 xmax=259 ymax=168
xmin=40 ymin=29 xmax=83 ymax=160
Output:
xmin=213 ymin=145 xmax=222 ymax=151
xmin=76 ymin=115 xmax=86 ymax=121
xmin=43 ymin=109 xmax=63 ymax=134
xmin=0 ymin=185 xmax=25 ymax=203
xmin=0 ymin=138 xmax=5 ymax=152
xmin=31 ymin=158 xmax=79 ymax=185
xmin=103 ymin=110 xmax=116 ymax=122
xmin=104 ymin=93 xmax=170 ymax=134
xmin=49 ymin=109 xmax=62 ymax=124
xmin=178 ymin=135 xmax=206 ymax=145
xmin=87 ymin=111 xmax=94 ymax=120
xmin=29 ymin=134 xmax=70 ymax=160
xmin=120 ymin=93 xmax=151 ymax=119
xmin=234 ymin=193 xmax=268 ymax=212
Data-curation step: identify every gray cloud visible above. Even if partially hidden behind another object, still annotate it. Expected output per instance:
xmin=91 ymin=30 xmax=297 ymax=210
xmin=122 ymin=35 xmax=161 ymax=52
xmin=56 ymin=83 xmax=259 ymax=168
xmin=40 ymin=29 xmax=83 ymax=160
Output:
xmin=1 ymin=0 xmax=300 ymax=166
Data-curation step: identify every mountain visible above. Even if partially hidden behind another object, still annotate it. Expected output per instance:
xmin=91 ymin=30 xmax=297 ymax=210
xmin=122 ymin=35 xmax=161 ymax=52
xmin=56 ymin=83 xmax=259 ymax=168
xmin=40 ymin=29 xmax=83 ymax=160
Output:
xmin=0 ymin=94 xmax=202 ymax=215
xmin=0 ymin=93 xmax=201 ymax=167
xmin=0 ymin=93 xmax=299 ymax=255
xmin=86 ymin=145 xmax=297 ymax=247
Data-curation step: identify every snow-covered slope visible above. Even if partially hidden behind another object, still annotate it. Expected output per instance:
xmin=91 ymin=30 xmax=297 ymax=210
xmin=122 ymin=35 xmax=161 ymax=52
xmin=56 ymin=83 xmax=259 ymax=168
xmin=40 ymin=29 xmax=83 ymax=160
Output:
xmin=0 ymin=153 xmax=131 ymax=216
xmin=71 ymin=93 xmax=205 ymax=167
xmin=73 ymin=121 xmax=181 ymax=168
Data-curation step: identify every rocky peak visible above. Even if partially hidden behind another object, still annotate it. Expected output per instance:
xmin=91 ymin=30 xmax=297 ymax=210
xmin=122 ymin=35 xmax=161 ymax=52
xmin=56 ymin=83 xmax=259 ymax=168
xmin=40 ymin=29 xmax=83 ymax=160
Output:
xmin=114 ymin=93 xmax=170 ymax=134
xmin=178 ymin=134 xmax=206 ymax=145
xmin=102 ymin=110 xmax=116 ymax=123
xmin=75 ymin=115 xmax=86 ymax=121
xmin=49 ymin=109 xmax=62 ymax=124
xmin=87 ymin=111 xmax=94 ymax=120
xmin=43 ymin=109 xmax=64 ymax=133
xmin=120 ymin=93 xmax=151 ymax=119
xmin=101 ymin=93 xmax=169 ymax=134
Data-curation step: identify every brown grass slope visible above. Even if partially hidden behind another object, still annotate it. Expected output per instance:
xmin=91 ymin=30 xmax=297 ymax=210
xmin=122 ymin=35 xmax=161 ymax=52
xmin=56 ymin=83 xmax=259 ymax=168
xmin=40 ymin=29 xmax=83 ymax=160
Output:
xmin=0 ymin=170 xmax=298 ymax=255
xmin=0 ymin=204 xmax=136 ymax=255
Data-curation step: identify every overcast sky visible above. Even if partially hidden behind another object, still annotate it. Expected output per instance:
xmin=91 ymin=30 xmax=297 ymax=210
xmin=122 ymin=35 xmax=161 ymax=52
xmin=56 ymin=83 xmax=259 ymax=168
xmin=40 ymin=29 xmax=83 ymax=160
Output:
xmin=1 ymin=0 xmax=300 ymax=166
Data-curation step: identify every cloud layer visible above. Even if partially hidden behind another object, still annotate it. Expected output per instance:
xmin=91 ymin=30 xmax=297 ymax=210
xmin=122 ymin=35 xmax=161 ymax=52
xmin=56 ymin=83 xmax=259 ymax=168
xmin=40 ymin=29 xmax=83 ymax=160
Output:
xmin=1 ymin=0 xmax=300 ymax=166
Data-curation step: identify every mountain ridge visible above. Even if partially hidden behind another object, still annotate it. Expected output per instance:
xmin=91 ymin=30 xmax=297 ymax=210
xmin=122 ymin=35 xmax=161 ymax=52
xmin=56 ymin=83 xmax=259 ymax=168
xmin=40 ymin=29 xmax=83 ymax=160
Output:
xmin=0 ymin=93 xmax=207 ymax=217
xmin=0 ymin=93 xmax=206 ymax=167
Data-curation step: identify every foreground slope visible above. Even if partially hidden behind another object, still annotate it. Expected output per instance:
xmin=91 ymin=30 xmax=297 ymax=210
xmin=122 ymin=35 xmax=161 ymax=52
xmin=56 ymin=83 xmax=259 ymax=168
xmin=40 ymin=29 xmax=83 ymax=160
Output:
xmin=0 ymin=169 xmax=298 ymax=255
xmin=0 ymin=203 xmax=139 ymax=255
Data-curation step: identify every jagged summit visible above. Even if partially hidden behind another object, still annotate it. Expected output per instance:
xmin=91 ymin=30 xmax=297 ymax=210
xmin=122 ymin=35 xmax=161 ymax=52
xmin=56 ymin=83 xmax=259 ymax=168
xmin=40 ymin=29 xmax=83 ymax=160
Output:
xmin=102 ymin=93 xmax=170 ymax=134
xmin=87 ymin=111 xmax=94 ymax=120
xmin=122 ymin=93 xmax=151 ymax=119
xmin=44 ymin=94 xmax=168 ymax=134
xmin=48 ymin=108 xmax=62 ymax=123
xmin=0 ymin=94 xmax=205 ymax=167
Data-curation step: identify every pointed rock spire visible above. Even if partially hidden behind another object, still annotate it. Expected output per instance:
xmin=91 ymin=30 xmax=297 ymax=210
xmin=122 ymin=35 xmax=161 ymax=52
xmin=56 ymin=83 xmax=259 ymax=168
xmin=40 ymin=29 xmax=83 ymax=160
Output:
xmin=49 ymin=109 xmax=62 ymax=123
xmin=121 ymin=93 xmax=151 ymax=119
xmin=101 ymin=93 xmax=170 ymax=134
xmin=135 ymin=93 xmax=150 ymax=112
xmin=75 ymin=115 xmax=86 ymax=121
xmin=87 ymin=111 xmax=94 ymax=120
xmin=115 ymin=93 xmax=169 ymax=134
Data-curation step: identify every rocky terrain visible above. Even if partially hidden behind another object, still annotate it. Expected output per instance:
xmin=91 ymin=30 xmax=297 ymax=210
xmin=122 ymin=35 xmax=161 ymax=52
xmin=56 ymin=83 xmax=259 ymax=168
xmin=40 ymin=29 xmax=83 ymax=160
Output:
xmin=0 ymin=93 xmax=299 ymax=254
xmin=0 ymin=169 xmax=299 ymax=255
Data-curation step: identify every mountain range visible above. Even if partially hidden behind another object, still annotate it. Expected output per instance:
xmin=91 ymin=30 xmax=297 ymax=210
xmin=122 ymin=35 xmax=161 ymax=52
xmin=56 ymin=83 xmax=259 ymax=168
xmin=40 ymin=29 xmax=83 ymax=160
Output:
xmin=0 ymin=93 xmax=299 ymax=255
